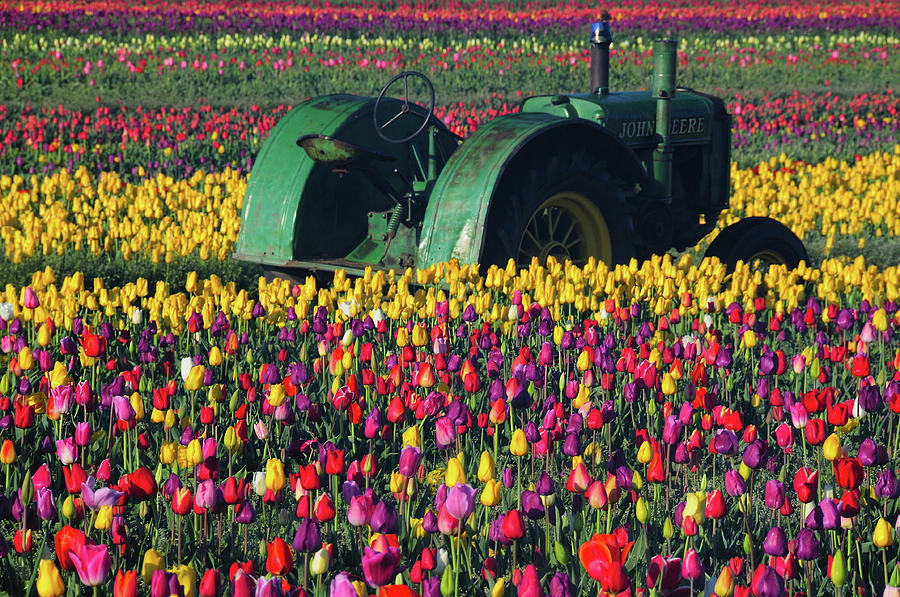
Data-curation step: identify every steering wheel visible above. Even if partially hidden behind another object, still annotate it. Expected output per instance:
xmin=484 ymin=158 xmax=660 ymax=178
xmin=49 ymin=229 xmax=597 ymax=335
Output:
xmin=373 ymin=71 xmax=435 ymax=143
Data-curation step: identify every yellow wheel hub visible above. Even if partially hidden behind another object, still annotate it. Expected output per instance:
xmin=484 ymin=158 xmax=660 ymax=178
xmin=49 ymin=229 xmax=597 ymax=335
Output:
xmin=746 ymin=249 xmax=787 ymax=267
xmin=517 ymin=191 xmax=612 ymax=266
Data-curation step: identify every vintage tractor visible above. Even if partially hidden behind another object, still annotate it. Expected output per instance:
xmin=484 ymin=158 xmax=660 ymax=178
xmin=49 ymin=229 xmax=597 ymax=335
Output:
xmin=234 ymin=16 xmax=808 ymax=280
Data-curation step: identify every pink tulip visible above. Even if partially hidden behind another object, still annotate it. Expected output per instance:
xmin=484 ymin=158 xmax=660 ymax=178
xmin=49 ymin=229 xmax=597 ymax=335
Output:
xmin=70 ymin=543 xmax=112 ymax=586
xmin=56 ymin=438 xmax=78 ymax=466
xmin=22 ymin=287 xmax=39 ymax=309
xmin=347 ymin=494 xmax=373 ymax=527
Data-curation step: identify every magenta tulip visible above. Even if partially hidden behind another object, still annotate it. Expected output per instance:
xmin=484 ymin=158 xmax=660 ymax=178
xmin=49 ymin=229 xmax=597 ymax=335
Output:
xmin=70 ymin=543 xmax=112 ymax=586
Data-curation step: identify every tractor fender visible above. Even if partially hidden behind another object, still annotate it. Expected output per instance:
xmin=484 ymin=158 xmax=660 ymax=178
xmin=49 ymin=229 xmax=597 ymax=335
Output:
xmin=417 ymin=112 xmax=647 ymax=266
xmin=234 ymin=94 xmax=371 ymax=264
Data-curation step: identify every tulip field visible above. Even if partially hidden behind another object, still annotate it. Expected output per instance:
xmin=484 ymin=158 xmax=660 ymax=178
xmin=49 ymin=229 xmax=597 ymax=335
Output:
xmin=1 ymin=1 xmax=900 ymax=596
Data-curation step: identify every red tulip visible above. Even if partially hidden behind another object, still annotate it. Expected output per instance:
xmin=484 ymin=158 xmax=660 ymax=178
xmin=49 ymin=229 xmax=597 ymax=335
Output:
xmin=313 ymin=492 xmax=336 ymax=522
xmin=517 ymin=564 xmax=543 ymax=597
xmin=566 ymin=461 xmax=591 ymax=493
xmin=172 ymin=487 xmax=193 ymax=515
xmin=833 ymin=458 xmax=863 ymax=489
xmin=199 ymin=569 xmax=221 ymax=597
xmin=266 ymin=537 xmax=294 ymax=576
xmin=793 ymin=468 xmax=818 ymax=503
xmin=114 ymin=570 xmax=138 ymax=597
xmin=804 ymin=419 xmax=825 ymax=445
xmin=55 ymin=525 xmax=87 ymax=571
xmin=578 ymin=529 xmax=634 ymax=592
xmin=126 ymin=467 xmax=157 ymax=501
xmin=501 ymin=509 xmax=525 ymax=540
xmin=63 ymin=464 xmax=88 ymax=495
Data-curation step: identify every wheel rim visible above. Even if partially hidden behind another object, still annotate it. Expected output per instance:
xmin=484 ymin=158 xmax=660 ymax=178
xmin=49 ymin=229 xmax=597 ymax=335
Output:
xmin=746 ymin=249 xmax=787 ymax=267
xmin=516 ymin=191 xmax=611 ymax=266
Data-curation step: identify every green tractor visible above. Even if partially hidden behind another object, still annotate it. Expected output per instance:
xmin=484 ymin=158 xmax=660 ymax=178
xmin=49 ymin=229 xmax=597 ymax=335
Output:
xmin=234 ymin=17 xmax=808 ymax=280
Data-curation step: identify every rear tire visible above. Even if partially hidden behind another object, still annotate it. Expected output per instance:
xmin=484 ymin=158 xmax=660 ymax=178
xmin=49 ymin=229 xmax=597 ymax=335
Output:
xmin=481 ymin=152 xmax=633 ymax=268
xmin=705 ymin=216 xmax=809 ymax=270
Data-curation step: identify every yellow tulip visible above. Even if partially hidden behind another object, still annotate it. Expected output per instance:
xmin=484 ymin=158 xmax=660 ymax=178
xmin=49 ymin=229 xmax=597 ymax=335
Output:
xmin=185 ymin=365 xmax=205 ymax=391
xmin=186 ymin=439 xmax=202 ymax=467
xmin=172 ymin=564 xmax=197 ymax=597
xmin=209 ymin=346 xmax=223 ymax=366
xmin=477 ymin=450 xmax=495 ymax=482
xmin=480 ymin=479 xmax=502 ymax=507
xmin=637 ymin=441 xmax=653 ymax=464
xmin=509 ymin=428 xmax=528 ymax=457
xmin=823 ymin=433 xmax=842 ymax=461
xmin=18 ymin=346 xmax=33 ymax=370
xmin=402 ymin=426 xmax=421 ymax=449
xmin=268 ymin=383 xmax=285 ymax=407
xmin=36 ymin=559 xmax=65 ymax=597
xmin=874 ymin=517 xmax=894 ymax=548
xmin=445 ymin=457 xmax=466 ymax=487
xmin=491 ymin=577 xmax=505 ymax=597
xmin=661 ymin=372 xmax=676 ymax=395
xmin=94 ymin=505 xmax=113 ymax=530
xmin=266 ymin=458 xmax=286 ymax=492
xmin=159 ymin=441 xmax=176 ymax=465
xmin=142 ymin=549 xmax=165 ymax=584
xmin=635 ymin=497 xmax=649 ymax=524
xmin=130 ymin=392 xmax=144 ymax=421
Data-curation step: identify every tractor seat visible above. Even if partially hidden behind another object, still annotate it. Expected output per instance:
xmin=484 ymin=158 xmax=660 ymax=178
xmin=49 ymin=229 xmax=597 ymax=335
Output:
xmin=297 ymin=135 xmax=396 ymax=170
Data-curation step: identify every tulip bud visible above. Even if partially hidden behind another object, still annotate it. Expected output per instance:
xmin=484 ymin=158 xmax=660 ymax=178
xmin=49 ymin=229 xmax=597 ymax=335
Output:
xmin=440 ymin=565 xmax=455 ymax=597
xmin=831 ymin=549 xmax=847 ymax=587
xmin=663 ymin=517 xmax=674 ymax=539
xmin=635 ymin=497 xmax=649 ymax=524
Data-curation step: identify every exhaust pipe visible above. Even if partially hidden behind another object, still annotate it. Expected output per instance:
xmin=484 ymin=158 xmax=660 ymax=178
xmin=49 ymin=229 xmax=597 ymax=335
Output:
xmin=590 ymin=12 xmax=612 ymax=95
xmin=652 ymin=39 xmax=677 ymax=200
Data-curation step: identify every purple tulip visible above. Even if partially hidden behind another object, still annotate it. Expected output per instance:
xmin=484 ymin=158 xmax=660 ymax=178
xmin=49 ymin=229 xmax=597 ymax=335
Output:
xmin=422 ymin=576 xmax=441 ymax=597
xmin=293 ymin=518 xmax=321 ymax=553
xmin=713 ymin=429 xmax=739 ymax=456
xmin=535 ymin=472 xmax=554 ymax=496
xmin=235 ymin=500 xmax=255 ymax=524
xmin=751 ymin=565 xmax=784 ymax=597
xmin=521 ymin=490 xmax=545 ymax=520
xmin=764 ymin=479 xmax=785 ymax=510
xmin=742 ymin=439 xmax=767 ymax=469
xmin=80 ymin=477 xmax=124 ymax=511
xmin=562 ymin=432 xmax=581 ymax=457
xmin=662 ymin=415 xmax=683 ymax=445
xmin=762 ymin=526 xmax=787 ymax=556
xmin=422 ymin=509 xmax=438 ymax=533
xmin=724 ymin=469 xmax=746 ymax=496
xmin=371 ymin=500 xmax=398 ymax=534
xmin=857 ymin=438 xmax=879 ymax=466
xmin=398 ymin=446 xmax=422 ymax=478
xmin=876 ymin=468 xmax=900 ymax=499
xmin=361 ymin=546 xmax=400 ymax=588
xmin=549 ymin=572 xmax=575 ymax=597
xmin=36 ymin=488 xmax=57 ymax=521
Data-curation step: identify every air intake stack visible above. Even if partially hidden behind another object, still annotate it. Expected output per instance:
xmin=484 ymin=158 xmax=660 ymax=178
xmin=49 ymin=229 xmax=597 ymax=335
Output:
xmin=651 ymin=39 xmax=677 ymax=200
xmin=590 ymin=12 xmax=612 ymax=95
